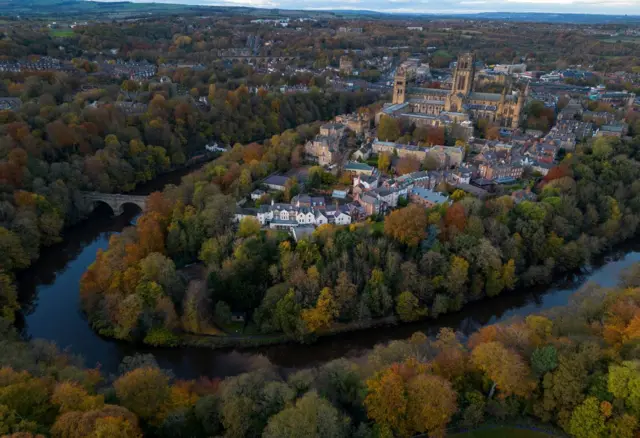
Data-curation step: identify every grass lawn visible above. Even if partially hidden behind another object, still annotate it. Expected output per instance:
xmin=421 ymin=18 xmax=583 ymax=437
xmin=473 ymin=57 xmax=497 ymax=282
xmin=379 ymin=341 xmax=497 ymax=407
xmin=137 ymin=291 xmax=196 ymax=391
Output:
xmin=450 ymin=427 xmax=557 ymax=437
xmin=217 ymin=321 xmax=246 ymax=335
xmin=370 ymin=221 xmax=385 ymax=234
xmin=50 ymin=29 xmax=74 ymax=37
xmin=366 ymin=156 xmax=379 ymax=167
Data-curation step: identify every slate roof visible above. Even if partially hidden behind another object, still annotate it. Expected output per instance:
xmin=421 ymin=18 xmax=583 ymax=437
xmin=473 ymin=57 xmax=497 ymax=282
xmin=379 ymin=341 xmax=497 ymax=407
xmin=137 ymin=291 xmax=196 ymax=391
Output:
xmin=410 ymin=187 xmax=449 ymax=205
xmin=407 ymin=87 xmax=450 ymax=96
xmin=345 ymin=162 xmax=375 ymax=172
xmin=469 ymin=92 xmax=502 ymax=102
xmin=263 ymin=175 xmax=289 ymax=187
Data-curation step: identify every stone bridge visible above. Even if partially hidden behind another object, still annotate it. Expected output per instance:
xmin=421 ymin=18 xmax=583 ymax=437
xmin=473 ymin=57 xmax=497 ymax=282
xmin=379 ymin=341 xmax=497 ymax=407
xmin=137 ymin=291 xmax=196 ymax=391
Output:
xmin=82 ymin=192 xmax=147 ymax=216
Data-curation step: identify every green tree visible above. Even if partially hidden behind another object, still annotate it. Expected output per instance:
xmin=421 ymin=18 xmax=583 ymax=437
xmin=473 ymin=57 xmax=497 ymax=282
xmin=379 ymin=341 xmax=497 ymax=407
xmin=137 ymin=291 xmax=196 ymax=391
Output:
xmin=568 ymin=396 xmax=606 ymax=438
xmin=395 ymin=291 xmax=426 ymax=322
xmin=531 ymin=345 xmax=559 ymax=376
xmin=592 ymin=137 xmax=613 ymax=159
xmin=446 ymin=256 xmax=469 ymax=307
xmin=377 ymin=116 xmax=400 ymax=142
xmin=237 ymin=217 xmax=261 ymax=238
xmin=0 ymin=227 xmax=30 ymax=271
xmin=608 ymin=361 xmax=640 ymax=415
xmin=215 ymin=301 xmax=232 ymax=325
xmin=263 ymin=391 xmax=349 ymax=438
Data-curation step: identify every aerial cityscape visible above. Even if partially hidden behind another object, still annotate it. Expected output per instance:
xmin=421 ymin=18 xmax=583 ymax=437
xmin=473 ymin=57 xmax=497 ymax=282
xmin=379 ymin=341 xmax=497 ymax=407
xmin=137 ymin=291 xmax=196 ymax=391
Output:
xmin=1 ymin=0 xmax=640 ymax=437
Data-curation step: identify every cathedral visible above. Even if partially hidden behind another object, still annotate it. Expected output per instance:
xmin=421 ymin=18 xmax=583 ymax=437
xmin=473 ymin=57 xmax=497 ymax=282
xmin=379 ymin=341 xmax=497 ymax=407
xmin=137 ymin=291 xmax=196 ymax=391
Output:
xmin=390 ymin=53 xmax=527 ymax=129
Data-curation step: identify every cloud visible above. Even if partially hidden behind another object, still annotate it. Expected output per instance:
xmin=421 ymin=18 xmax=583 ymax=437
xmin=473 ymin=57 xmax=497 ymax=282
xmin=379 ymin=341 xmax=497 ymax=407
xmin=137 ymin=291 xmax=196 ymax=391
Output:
xmin=109 ymin=0 xmax=640 ymax=14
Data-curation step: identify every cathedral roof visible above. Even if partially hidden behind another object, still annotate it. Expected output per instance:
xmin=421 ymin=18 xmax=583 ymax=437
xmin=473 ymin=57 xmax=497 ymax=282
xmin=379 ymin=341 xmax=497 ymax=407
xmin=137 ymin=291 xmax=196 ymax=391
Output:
xmin=469 ymin=92 xmax=502 ymax=102
xmin=407 ymin=87 xmax=450 ymax=96
xmin=463 ymin=104 xmax=498 ymax=111
xmin=408 ymin=98 xmax=446 ymax=106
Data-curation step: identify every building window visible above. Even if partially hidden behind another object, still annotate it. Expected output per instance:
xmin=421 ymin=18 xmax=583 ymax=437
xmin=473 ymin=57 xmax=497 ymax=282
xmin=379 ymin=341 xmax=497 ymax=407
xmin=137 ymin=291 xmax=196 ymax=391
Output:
xmin=457 ymin=76 xmax=466 ymax=91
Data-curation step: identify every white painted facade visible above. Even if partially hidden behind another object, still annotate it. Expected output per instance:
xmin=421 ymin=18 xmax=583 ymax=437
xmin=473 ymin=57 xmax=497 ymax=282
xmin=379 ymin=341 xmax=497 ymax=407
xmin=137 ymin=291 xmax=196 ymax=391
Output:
xmin=256 ymin=202 xmax=351 ymax=227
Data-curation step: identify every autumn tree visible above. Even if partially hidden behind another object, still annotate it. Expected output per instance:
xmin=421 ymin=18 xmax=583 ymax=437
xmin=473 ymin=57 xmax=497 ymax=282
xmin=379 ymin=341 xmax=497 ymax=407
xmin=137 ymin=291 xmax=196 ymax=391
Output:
xmin=113 ymin=367 xmax=170 ymax=423
xmin=406 ymin=374 xmax=457 ymax=438
xmin=395 ymin=157 xmax=420 ymax=176
xmin=301 ymin=287 xmax=338 ymax=333
xmin=568 ymin=397 xmax=606 ymax=438
xmin=51 ymin=405 xmax=141 ymax=438
xmin=471 ymin=341 xmax=535 ymax=398
xmin=377 ymin=116 xmax=400 ymax=142
xmin=384 ymin=205 xmax=428 ymax=247
xmin=365 ymin=363 xmax=457 ymax=437
xmin=608 ymin=361 xmax=640 ymax=415
xmin=52 ymin=382 xmax=104 ymax=413
xmin=364 ymin=366 xmax=408 ymax=436
xmin=396 ymin=291 xmax=426 ymax=322
xmin=237 ymin=217 xmax=261 ymax=238
xmin=426 ymin=127 xmax=445 ymax=146
xmin=263 ymin=391 xmax=349 ymax=438
xmin=378 ymin=152 xmax=391 ymax=173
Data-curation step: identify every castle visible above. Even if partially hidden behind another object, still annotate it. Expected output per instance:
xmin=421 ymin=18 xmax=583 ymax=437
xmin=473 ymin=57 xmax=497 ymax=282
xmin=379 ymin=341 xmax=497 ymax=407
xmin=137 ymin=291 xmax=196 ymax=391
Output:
xmin=389 ymin=53 xmax=527 ymax=130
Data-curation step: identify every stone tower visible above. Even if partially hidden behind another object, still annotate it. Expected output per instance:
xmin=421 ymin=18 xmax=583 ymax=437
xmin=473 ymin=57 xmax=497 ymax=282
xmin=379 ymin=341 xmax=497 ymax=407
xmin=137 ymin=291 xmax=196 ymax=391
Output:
xmin=392 ymin=67 xmax=406 ymax=105
xmin=512 ymin=83 xmax=529 ymax=129
xmin=451 ymin=53 xmax=475 ymax=96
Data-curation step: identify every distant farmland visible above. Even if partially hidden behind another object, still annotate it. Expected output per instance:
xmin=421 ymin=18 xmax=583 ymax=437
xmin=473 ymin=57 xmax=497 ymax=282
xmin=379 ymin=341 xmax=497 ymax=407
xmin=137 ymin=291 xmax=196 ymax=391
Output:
xmin=600 ymin=36 xmax=640 ymax=44
xmin=50 ymin=28 xmax=74 ymax=37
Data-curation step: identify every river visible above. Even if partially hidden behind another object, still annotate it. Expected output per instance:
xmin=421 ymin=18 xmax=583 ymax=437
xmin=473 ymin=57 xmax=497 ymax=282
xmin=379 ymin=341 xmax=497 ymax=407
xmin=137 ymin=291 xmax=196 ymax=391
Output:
xmin=16 ymin=169 xmax=640 ymax=379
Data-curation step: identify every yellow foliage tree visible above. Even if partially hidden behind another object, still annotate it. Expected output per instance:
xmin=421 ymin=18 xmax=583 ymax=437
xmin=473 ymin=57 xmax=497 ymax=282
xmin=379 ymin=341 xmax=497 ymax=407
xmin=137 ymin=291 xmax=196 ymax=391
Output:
xmin=52 ymin=382 xmax=104 ymax=413
xmin=471 ymin=341 xmax=535 ymax=398
xmin=301 ymin=287 xmax=338 ymax=333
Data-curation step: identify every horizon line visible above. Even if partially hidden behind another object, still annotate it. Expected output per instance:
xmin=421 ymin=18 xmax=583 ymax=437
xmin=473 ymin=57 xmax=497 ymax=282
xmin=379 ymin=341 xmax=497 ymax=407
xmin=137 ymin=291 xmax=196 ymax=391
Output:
xmin=82 ymin=1 xmax=640 ymax=17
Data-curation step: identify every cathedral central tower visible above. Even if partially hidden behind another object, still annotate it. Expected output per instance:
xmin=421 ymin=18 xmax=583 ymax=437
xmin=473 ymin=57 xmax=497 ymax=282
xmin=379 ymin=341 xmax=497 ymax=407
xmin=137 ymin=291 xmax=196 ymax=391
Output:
xmin=452 ymin=52 xmax=475 ymax=96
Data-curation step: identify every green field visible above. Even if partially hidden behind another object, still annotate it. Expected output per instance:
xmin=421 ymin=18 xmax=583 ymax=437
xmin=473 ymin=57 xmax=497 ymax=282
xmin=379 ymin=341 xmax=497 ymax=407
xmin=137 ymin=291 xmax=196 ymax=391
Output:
xmin=450 ymin=427 xmax=557 ymax=437
xmin=600 ymin=36 xmax=640 ymax=44
xmin=49 ymin=29 xmax=74 ymax=37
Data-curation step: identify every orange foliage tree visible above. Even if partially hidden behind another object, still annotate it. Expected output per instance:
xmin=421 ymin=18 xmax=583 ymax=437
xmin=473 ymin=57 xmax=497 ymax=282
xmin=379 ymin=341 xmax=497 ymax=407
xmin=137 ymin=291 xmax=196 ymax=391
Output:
xmin=384 ymin=205 xmax=428 ymax=247
xmin=365 ymin=361 xmax=457 ymax=437
xmin=471 ymin=341 xmax=536 ymax=398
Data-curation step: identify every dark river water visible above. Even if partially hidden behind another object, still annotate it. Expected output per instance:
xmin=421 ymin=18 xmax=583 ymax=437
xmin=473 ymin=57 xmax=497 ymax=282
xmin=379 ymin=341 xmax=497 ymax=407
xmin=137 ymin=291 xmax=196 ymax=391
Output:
xmin=16 ymin=167 xmax=640 ymax=379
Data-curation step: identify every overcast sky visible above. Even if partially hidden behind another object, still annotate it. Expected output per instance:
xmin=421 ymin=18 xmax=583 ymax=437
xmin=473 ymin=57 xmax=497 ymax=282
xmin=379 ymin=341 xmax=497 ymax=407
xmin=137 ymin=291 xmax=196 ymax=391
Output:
xmin=100 ymin=0 xmax=640 ymax=15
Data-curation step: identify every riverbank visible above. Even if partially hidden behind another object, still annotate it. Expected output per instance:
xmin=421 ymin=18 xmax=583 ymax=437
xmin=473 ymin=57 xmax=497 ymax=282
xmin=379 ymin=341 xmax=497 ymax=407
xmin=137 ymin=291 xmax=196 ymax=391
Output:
xmin=121 ymin=237 xmax=628 ymax=352
xmin=178 ymin=316 xmax=398 ymax=350
xmin=20 ymin=210 xmax=640 ymax=379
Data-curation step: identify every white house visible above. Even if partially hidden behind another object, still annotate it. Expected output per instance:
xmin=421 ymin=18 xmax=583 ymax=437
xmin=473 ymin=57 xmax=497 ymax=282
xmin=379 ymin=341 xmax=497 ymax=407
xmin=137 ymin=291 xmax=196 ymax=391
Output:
xmin=296 ymin=210 xmax=315 ymax=225
xmin=314 ymin=210 xmax=328 ymax=225
xmin=352 ymin=146 xmax=371 ymax=161
xmin=325 ymin=207 xmax=352 ymax=225
xmin=372 ymin=187 xmax=408 ymax=208
xmin=251 ymin=189 xmax=266 ymax=201
xmin=205 ymin=142 xmax=227 ymax=153
xmin=353 ymin=174 xmax=379 ymax=190
xmin=257 ymin=198 xmax=351 ymax=228
xmin=235 ymin=208 xmax=259 ymax=222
